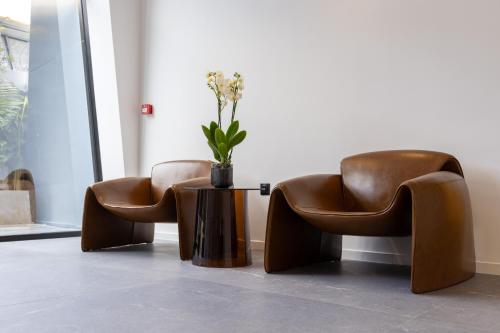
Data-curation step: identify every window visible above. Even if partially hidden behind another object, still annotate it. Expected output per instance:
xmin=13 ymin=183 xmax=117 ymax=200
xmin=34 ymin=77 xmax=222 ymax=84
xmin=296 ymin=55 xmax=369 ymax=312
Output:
xmin=0 ymin=0 xmax=99 ymax=239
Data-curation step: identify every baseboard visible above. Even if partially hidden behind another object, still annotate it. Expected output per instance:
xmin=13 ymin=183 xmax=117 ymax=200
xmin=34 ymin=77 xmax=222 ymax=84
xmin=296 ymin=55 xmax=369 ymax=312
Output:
xmin=153 ymin=232 xmax=500 ymax=275
xmin=342 ymin=250 xmax=500 ymax=275
xmin=155 ymin=234 xmax=266 ymax=250
xmin=251 ymin=240 xmax=265 ymax=251
xmin=476 ymin=261 xmax=500 ymax=275
xmin=154 ymin=231 xmax=179 ymax=242
xmin=342 ymin=248 xmax=411 ymax=266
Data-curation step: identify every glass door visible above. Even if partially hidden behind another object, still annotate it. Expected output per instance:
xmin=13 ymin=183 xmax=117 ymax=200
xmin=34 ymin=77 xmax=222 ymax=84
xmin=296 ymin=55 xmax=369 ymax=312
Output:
xmin=0 ymin=0 xmax=98 ymax=238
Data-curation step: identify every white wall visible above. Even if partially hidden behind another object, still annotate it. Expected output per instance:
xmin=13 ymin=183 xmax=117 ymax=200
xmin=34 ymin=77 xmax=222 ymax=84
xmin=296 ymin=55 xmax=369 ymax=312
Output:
xmin=140 ymin=0 xmax=500 ymax=274
xmin=86 ymin=0 xmax=125 ymax=180
xmin=86 ymin=0 xmax=143 ymax=179
xmin=109 ymin=0 xmax=143 ymax=176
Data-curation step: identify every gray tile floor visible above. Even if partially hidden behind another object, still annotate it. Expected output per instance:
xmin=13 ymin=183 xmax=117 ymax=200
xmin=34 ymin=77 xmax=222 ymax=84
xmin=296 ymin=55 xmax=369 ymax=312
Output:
xmin=0 ymin=237 xmax=499 ymax=333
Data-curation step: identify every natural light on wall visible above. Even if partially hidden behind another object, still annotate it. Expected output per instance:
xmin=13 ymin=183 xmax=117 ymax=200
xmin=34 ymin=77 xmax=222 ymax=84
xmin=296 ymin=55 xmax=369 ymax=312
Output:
xmin=0 ymin=0 xmax=31 ymax=24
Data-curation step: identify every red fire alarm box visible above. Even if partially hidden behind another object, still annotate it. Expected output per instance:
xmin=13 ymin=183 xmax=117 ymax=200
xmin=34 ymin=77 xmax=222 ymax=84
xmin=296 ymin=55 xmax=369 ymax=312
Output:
xmin=141 ymin=104 xmax=153 ymax=115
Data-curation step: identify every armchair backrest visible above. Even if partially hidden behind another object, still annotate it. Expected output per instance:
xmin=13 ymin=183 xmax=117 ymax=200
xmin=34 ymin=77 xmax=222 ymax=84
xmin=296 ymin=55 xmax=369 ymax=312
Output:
xmin=151 ymin=160 xmax=211 ymax=202
xmin=340 ymin=150 xmax=463 ymax=212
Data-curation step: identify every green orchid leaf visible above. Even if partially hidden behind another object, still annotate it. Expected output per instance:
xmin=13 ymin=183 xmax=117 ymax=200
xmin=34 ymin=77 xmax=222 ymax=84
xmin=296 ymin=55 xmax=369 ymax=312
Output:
xmin=208 ymin=141 xmax=221 ymax=161
xmin=228 ymin=130 xmax=246 ymax=149
xmin=209 ymin=121 xmax=218 ymax=141
xmin=215 ymin=128 xmax=226 ymax=146
xmin=202 ymin=125 xmax=212 ymax=142
xmin=226 ymin=120 xmax=239 ymax=141
xmin=218 ymin=142 xmax=228 ymax=160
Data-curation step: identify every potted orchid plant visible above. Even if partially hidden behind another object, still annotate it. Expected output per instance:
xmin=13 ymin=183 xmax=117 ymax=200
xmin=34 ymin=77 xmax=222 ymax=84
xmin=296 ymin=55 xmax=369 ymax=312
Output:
xmin=202 ymin=71 xmax=246 ymax=188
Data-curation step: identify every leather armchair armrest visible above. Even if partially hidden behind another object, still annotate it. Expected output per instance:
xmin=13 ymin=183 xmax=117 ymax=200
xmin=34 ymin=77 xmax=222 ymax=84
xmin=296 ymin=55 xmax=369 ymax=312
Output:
xmin=275 ymin=174 xmax=344 ymax=211
xmin=170 ymin=176 xmax=211 ymax=191
xmin=91 ymin=177 xmax=152 ymax=205
xmin=404 ymin=170 xmax=465 ymax=188
xmin=402 ymin=171 xmax=476 ymax=293
xmin=153 ymin=177 xmax=212 ymax=207
xmin=265 ymin=174 xmax=344 ymax=272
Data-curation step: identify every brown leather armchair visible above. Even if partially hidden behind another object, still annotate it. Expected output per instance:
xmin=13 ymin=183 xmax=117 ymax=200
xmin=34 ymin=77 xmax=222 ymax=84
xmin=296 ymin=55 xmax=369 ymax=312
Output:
xmin=264 ymin=150 xmax=476 ymax=293
xmin=81 ymin=160 xmax=211 ymax=259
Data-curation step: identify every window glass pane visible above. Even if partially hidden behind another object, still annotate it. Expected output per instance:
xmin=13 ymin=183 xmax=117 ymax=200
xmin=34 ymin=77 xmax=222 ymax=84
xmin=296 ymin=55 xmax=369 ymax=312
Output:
xmin=0 ymin=0 xmax=96 ymax=235
xmin=0 ymin=38 xmax=9 ymax=70
xmin=6 ymin=37 xmax=29 ymax=71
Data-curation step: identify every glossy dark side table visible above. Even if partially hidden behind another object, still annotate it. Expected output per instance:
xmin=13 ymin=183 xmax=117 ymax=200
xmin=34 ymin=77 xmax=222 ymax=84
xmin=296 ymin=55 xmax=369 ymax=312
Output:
xmin=187 ymin=186 xmax=259 ymax=268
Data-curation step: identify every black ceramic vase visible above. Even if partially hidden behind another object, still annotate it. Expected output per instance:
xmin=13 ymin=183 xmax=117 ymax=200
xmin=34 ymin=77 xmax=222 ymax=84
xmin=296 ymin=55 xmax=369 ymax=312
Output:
xmin=211 ymin=164 xmax=233 ymax=188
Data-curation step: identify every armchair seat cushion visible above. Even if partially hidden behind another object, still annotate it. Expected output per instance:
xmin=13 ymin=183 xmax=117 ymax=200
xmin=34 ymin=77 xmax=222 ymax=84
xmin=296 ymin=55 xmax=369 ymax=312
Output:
xmin=89 ymin=176 xmax=177 ymax=222
xmin=277 ymin=173 xmax=413 ymax=236
xmin=99 ymin=200 xmax=175 ymax=223
xmin=102 ymin=203 xmax=154 ymax=209
xmin=287 ymin=194 xmax=412 ymax=237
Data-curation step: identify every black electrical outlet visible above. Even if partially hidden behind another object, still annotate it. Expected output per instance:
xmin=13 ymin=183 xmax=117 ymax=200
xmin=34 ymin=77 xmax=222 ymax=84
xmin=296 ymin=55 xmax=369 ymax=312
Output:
xmin=260 ymin=183 xmax=270 ymax=195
